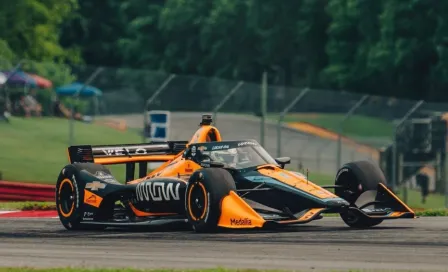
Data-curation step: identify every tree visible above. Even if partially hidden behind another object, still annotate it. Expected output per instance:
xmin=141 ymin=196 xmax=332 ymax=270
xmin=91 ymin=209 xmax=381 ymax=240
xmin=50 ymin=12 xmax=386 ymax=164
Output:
xmin=0 ymin=0 xmax=80 ymax=63
xmin=59 ymin=0 xmax=126 ymax=66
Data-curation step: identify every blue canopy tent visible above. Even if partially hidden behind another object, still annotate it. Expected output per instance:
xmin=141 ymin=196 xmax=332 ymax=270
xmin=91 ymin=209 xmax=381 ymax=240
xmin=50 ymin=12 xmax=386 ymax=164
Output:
xmin=55 ymin=82 xmax=103 ymax=118
xmin=55 ymin=82 xmax=102 ymax=97
xmin=0 ymin=70 xmax=37 ymax=88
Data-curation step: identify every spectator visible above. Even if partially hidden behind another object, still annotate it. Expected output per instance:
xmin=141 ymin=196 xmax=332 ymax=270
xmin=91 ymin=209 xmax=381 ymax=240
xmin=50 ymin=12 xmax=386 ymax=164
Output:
xmin=52 ymin=96 xmax=91 ymax=122
xmin=0 ymin=93 xmax=9 ymax=122
xmin=20 ymin=89 xmax=42 ymax=117
xmin=416 ymin=173 xmax=429 ymax=204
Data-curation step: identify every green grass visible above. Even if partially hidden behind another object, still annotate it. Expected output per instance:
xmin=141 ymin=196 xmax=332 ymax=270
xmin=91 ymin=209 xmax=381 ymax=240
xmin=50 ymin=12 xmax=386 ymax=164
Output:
xmin=0 ymin=201 xmax=56 ymax=211
xmin=0 ymin=269 xmax=283 ymax=272
xmin=0 ymin=117 xmax=143 ymax=184
xmin=0 ymin=269 xmax=416 ymax=272
xmin=273 ymin=113 xmax=394 ymax=139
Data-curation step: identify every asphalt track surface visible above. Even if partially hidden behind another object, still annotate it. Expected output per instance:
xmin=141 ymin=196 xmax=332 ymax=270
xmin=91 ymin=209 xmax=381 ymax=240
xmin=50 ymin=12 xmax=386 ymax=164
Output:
xmin=103 ymin=112 xmax=376 ymax=175
xmin=1 ymin=217 xmax=447 ymax=271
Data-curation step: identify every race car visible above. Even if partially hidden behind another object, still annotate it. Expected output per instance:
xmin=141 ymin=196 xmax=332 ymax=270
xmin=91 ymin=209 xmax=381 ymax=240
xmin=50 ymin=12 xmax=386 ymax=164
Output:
xmin=56 ymin=114 xmax=415 ymax=232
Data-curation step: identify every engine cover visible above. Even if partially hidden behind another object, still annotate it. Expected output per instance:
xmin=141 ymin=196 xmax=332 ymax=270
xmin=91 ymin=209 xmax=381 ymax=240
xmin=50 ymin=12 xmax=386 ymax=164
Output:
xmin=130 ymin=177 xmax=187 ymax=214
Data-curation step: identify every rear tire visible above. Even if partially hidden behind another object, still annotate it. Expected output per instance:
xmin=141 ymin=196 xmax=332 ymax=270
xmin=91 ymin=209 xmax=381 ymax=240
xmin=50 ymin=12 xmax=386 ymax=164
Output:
xmin=55 ymin=163 xmax=109 ymax=230
xmin=185 ymin=168 xmax=236 ymax=233
xmin=334 ymin=160 xmax=385 ymax=228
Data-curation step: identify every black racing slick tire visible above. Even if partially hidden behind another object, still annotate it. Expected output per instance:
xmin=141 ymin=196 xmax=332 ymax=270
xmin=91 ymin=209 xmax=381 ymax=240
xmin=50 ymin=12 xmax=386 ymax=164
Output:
xmin=185 ymin=168 xmax=236 ymax=233
xmin=55 ymin=163 xmax=109 ymax=230
xmin=334 ymin=160 xmax=385 ymax=228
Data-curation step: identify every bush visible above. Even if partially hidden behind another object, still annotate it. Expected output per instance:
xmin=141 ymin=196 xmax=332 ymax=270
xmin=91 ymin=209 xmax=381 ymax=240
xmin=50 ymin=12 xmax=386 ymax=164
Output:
xmin=416 ymin=209 xmax=448 ymax=216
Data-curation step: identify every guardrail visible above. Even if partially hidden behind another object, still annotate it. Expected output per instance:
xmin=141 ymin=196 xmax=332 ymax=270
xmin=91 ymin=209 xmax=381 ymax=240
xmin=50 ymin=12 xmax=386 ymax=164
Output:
xmin=0 ymin=181 xmax=55 ymax=202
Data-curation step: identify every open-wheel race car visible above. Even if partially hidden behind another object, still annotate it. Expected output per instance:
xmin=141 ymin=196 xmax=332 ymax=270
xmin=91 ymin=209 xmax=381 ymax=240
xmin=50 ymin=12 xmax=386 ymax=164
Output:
xmin=56 ymin=114 xmax=415 ymax=232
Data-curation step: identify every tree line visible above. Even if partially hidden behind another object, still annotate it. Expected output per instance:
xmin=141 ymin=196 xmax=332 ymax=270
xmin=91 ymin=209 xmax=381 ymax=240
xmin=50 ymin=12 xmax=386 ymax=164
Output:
xmin=1 ymin=0 xmax=447 ymax=102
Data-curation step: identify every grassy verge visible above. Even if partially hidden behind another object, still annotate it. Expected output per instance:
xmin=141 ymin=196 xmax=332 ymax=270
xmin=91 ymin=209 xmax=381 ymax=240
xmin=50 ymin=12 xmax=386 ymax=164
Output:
xmin=0 ymin=201 xmax=56 ymax=211
xmin=0 ymin=117 xmax=142 ymax=184
xmin=0 ymin=268 xmax=437 ymax=272
xmin=271 ymin=113 xmax=394 ymax=139
xmin=0 ymin=269 xmax=283 ymax=272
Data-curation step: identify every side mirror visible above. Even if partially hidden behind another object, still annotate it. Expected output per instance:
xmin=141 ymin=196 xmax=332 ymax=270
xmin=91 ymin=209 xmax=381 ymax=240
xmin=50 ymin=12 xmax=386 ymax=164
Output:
xmin=275 ymin=157 xmax=291 ymax=169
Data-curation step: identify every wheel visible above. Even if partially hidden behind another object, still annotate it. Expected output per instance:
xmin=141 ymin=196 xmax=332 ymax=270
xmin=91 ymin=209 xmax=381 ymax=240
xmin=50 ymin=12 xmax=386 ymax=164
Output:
xmin=55 ymin=163 xmax=110 ymax=230
xmin=334 ymin=160 xmax=386 ymax=228
xmin=185 ymin=168 xmax=236 ymax=233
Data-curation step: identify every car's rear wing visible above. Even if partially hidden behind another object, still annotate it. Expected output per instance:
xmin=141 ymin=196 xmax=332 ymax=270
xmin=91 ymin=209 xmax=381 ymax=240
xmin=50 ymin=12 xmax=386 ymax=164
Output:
xmin=67 ymin=141 xmax=188 ymax=165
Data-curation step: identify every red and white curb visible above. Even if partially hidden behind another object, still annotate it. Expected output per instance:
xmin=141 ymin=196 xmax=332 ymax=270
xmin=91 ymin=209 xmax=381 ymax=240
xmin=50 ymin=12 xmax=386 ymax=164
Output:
xmin=0 ymin=210 xmax=58 ymax=218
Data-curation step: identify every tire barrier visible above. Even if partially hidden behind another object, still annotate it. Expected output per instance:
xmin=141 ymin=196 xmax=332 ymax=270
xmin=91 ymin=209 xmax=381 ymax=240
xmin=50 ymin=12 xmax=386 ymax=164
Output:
xmin=0 ymin=181 xmax=55 ymax=202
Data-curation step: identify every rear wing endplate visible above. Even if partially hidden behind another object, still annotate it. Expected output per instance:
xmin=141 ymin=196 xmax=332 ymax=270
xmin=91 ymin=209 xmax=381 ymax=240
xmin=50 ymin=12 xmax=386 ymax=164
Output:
xmin=67 ymin=141 xmax=188 ymax=165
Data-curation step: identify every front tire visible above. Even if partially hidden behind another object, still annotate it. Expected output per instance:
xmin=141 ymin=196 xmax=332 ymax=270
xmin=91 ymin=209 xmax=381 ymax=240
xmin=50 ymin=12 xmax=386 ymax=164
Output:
xmin=185 ymin=168 xmax=236 ymax=233
xmin=55 ymin=163 xmax=108 ymax=230
xmin=335 ymin=160 xmax=385 ymax=228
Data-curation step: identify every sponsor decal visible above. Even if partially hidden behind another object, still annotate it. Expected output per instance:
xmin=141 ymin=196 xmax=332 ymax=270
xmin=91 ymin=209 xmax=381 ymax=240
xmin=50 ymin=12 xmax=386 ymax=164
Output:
xmin=83 ymin=189 xmax=103 ymax=208
xmin=83 ymin=190 xmax=103 ymax=208
xmin=83 ymin=212 xmax=94 ymax=221
xmin=185 ymin=162 xmax=193 ymax=173
xmin=100 ymin=147 xmax=148 ymax=156
xmin=136 ymin=181 xmax=181 ymax=202
xmin=212 ymin=145 xmax=229 ymax=150
xmin=198 ymin=146 xmax=207 ymax=151
xmin=335 ymin=168 xmax=348 ymax=181
xmin=238 ymin=141 xmax=257 ymax=147
xmin=86 ymin=195 xmax=97 ymax=204
xmin=85 ymin=181 xmax=106 ymax=191
xmin=204 ymin=192 xmax=211 ymax=222
xmin=230 ymin=218 xmax=252 ymax=226
xmin=191 ymin=146 xmax=197 ymax=156
xmin=245 ymin=176 xmax=275 ymax=182
xmin=72 ymin=175 xmax=80 ymax=208
xmin=94 ymin=171 xmax=119 ymax=184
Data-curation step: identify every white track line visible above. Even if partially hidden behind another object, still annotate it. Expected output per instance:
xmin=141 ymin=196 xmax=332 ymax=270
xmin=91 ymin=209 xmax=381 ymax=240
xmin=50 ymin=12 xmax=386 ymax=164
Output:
xmin=0 ymin=211 xmax=59 ymax=219
xmin=0 ymin=211 xmax=16 ymax=214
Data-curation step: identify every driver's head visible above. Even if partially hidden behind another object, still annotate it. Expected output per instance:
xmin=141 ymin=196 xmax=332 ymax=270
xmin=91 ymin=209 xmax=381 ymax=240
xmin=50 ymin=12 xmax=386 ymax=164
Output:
xmin=211 ymin=149 xmax=238 ymax=165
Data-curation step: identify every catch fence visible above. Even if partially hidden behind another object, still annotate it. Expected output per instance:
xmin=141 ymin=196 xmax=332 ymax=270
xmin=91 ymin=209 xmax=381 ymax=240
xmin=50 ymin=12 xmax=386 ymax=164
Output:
xmin=1 ymin=59 xmax=447 ymax=209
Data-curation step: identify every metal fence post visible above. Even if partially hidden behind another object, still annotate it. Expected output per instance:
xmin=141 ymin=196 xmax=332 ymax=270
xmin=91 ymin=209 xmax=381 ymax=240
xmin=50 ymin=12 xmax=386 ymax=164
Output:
xmin=69 ymin=67 xmax=104 ymax=146
xmin=336 ymin=95 xmax=369 ymax=171
xmin=142 ymin=74 xmax=176 ymax=142
xmin=446 ymin=151 xmax=448 ymax=208
xmin=391 ymin=100 xmax=424 ymax=190
xmin=398 ymin=152 xmax=406 ymax=203
xmin=212 ymin=81 xmax=244 ymax=125
xmin=276 ymin=88 xmax=310 ymax=157
xmin=260 ymin=71 xmax=267 ymax=147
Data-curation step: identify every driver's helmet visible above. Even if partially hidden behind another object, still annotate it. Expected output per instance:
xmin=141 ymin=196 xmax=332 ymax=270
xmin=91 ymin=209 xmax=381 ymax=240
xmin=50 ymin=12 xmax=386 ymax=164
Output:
xmin=210 ymin=148 xmax=238 ymax=166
